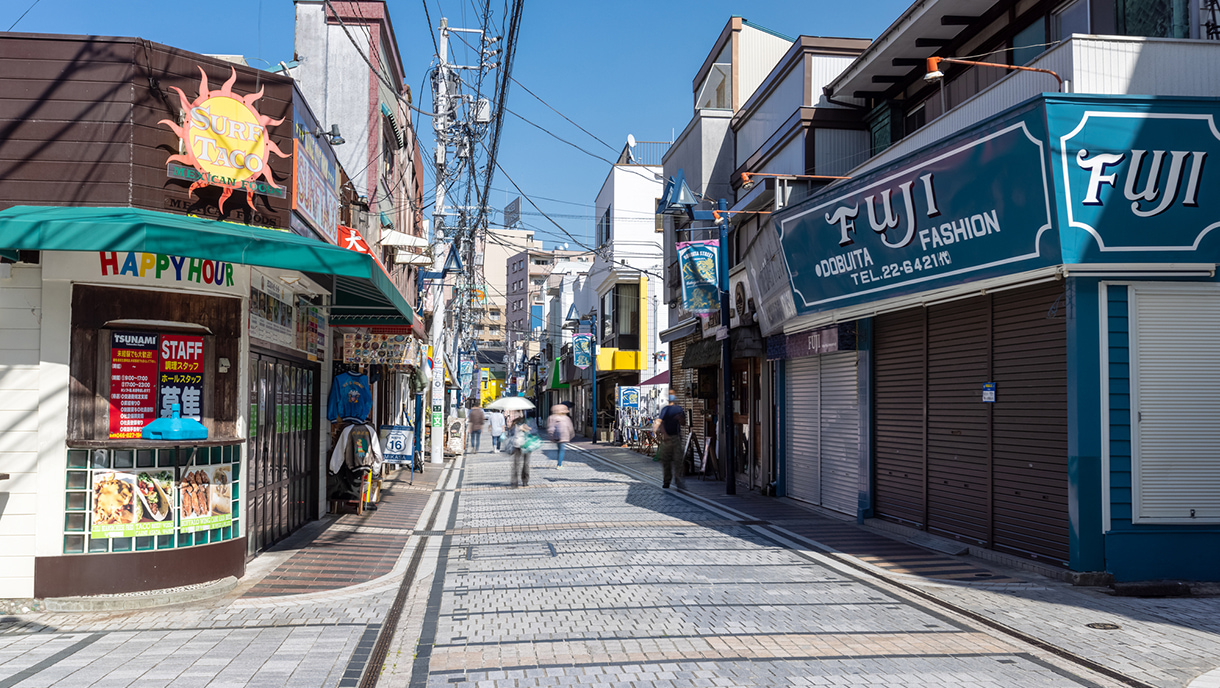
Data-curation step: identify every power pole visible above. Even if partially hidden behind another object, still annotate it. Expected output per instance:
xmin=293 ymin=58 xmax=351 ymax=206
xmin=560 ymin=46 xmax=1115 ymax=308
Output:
xmin=428 ymin=17 xmax=452 ymax=465
xmin=427 ymin=13 xmax=503 ymax=461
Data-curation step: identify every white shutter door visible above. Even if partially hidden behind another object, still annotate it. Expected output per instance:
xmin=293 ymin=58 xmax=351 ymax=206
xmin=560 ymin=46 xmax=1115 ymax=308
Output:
xmin=1132 ymin=285 xmax=1220 ymax=523
xmin=785 ymin=356 xmax=820 ymax=505
xmin=819 ymin=351 xmax=860 ymax=516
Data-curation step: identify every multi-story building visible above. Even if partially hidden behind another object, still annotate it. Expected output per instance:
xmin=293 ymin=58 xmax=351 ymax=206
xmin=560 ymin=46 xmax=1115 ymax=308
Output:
xmin=751 ymin=0 xmax=1220 ymax=582
xmin=292 ymin=1 xmax=427 ymax=307
xmin=660 ymin=17 xmax=796 ymax=482
xmin=568 ymin=141 xmax=670 ymax=439
xmin=506 ymin=248 xmax=588 ymax=393
xmin=467 ymin=227 xmax=536 ymax=395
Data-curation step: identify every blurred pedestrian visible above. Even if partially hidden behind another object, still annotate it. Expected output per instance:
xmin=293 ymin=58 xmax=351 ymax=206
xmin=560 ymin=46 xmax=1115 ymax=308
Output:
xmin=467 ymin=403 xmax=486 ymax=452
xmin=487 ymin=409 xmax=506 ymax=452
xmin=509 ymin=414 xmax=536 ymax=487
xmin=656 ymin=394 xmax=686 ymax=489
xmin=547 ymin=404 xmax=574 ymax=469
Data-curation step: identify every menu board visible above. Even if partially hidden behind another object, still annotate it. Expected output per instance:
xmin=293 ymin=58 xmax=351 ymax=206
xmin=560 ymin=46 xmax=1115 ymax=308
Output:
xmin=343 ymin=333 xmax=417 ymax=367
xmin=249 ymin=277 xmax=295 ymax=349
xmin=90 ymin=469 xmax=177 ymax=538
xmin=179 ymin=458 xmax=233 ymax=534
xmin=108 ymin=331 xmax=160 ymax=439
xmin=159 ymin=334 xmax=205 ymax=421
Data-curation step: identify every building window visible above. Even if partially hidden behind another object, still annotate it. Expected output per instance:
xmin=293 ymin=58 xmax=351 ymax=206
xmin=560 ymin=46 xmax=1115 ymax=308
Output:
xmin=596 ymin=205 xmax=612 ymax=246
xmin=1012 ymin=17 xmax=1047 ymax=66
xmin=1052 ymin=0 xmax=1089 ymax=41
xmin=600 ymin=282 xmax=640 ymax=350
xmin=1117 ymin=0 xmax=1189 ymax=38
xmin=695 ymin=62 xmax=732 ymax=110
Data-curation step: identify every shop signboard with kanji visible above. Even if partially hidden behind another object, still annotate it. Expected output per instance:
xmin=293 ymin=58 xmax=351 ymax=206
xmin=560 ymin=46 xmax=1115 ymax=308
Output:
xmin=108 ymin=331 xmax=159 ymax=439
xmin=158 ymin=334 xmax=205 ymax=421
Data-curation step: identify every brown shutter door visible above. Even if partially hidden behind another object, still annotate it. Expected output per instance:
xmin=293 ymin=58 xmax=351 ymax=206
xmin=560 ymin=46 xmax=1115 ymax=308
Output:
xmin=926 ymin=296 xmax=991 ymax=545
xmin=873 ymin=309 xmax=926 ymax=527
xmin=991 ymin=282 xmax=1069 ymax=565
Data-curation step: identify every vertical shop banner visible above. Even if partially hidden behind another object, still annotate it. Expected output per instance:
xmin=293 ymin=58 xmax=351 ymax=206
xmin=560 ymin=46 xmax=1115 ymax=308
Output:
xmin=573 ymin=334 xmax=592 ymax=369
xmin=677 ymin=241 xmax=721 ymax=314
xmin=618 ymin=386 xmax=640 ymax=409
xmin=108 ymin=331 xmax=160 ymax=439
xmin=158 ymin=334 xmax=205 ymax=421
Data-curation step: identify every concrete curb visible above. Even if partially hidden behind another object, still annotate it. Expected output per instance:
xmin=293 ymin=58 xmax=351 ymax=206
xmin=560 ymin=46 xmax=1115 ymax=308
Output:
xmin=42 ymin=575 xmax=238 ymax=612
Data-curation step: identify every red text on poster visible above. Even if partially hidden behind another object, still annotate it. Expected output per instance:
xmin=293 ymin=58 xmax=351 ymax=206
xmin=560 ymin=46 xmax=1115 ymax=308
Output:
xmin=159 ymin=334 xmax=205 ymax=421
xmin=108 ymin=331 xmax=160 ymax=439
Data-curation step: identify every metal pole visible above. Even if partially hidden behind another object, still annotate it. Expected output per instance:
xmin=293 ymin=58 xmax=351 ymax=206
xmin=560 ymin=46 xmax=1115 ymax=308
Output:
xmin=591 ymin=320 xmax=598 ymax=444
xmin=428 ymin=18 xmax=450 ymax=465
xmin=717 ymin=198 xmax=735 ymax=495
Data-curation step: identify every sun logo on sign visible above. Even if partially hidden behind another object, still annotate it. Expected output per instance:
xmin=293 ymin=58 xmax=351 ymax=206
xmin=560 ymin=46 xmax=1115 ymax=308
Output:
xmin=160 ymin=66 xmax=288 ymax=212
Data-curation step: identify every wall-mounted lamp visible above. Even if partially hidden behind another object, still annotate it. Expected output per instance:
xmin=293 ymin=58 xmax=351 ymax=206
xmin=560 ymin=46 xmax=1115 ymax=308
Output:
xmin=314 ymin=124 xmax=346 ymax=146
xmin=924 ymin=56 xmax=1063 ymax=92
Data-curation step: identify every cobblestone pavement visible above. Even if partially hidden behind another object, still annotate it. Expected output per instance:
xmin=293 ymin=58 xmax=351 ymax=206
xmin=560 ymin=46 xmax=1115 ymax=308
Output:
xmin=395 ymin=443 xmax=1129 ymax=688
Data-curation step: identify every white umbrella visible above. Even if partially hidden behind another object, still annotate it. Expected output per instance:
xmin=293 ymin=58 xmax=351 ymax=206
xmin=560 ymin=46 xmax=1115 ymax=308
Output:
xmin=485 ymin=396 xmax=535 ymax=411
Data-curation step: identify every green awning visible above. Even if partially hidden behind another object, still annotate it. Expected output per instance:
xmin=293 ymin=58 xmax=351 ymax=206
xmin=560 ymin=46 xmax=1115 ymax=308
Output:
xmin=0 ymin=206 xmax=413 ymax=325
xmin=548 ymin=357 xmax=569 ymax=390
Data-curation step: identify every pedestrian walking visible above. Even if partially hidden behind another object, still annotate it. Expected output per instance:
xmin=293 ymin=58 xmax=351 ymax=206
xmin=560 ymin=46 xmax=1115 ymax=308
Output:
xmin=467 ymin=403 xmax=485 ymax=452
xmin=655 ymin=393 xmax=686 ymax=489
xmin=487 ymin=409 xmax=506 ymax=452
xmin=509 ymin=414 xmax=537 ymax=487
xmin=547 ymin=404 xmax=574 ymax=469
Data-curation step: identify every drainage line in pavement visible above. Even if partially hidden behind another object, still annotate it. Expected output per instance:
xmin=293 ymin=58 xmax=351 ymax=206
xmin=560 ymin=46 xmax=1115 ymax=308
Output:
xmin=358 ymin=462 xmax=456 ymax=688
xmin=571 ymin=444 xmax=1156 ymax=688
xmin=408 ymin=464 xmax=465 ymax=688
xmin=812 ymin=547 xmax=1155 ymax=688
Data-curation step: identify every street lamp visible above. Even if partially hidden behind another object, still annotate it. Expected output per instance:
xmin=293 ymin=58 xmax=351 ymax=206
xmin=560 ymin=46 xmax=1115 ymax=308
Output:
xmin=657 ymin=169 xmax=735 ymax=495
xmin=923 ymin=56 xmax=1063 ymax=92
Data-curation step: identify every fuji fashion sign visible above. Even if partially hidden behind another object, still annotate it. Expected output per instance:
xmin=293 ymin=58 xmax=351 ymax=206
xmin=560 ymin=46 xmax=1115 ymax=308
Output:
xmin=161 ymin=67 xmax=289 ymax=212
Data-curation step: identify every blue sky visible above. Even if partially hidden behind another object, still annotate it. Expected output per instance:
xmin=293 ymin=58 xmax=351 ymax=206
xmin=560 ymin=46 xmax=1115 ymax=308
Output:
xmin=6 ymin=0 xmax=911 ymax=249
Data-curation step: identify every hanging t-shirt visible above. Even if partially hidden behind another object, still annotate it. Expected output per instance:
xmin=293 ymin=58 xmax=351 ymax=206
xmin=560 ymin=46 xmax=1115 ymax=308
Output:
xmin=328 ymin=371 xmax=372 ymax=422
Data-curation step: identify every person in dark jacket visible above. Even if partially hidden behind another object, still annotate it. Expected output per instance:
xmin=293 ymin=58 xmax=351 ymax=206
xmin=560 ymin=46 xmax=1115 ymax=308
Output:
xmin=467 ymin=404 xmax=486 ymax=452
xmin=656 ymin=394 xmax=686 ymax=489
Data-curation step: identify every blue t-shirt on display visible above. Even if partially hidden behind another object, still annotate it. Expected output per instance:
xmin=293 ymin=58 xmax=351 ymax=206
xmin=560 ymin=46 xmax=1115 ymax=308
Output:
xmin=328 ymin=372 xmax=372 ymax=422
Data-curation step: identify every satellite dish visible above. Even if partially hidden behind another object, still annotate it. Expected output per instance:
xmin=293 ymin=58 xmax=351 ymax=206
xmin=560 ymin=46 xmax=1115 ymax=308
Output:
xmin=626 ymin=134 xmax=636 ymax=148
xmin=562 ymin=243 xmax=569 ymax=250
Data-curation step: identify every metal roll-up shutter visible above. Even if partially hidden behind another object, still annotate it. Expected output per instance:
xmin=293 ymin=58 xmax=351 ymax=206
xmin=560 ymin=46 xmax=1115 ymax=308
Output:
xmin=991 ymin=281 xmax=1069 ymax=564
xmin=926 ymin=296 xmax=991 ymax=546
xmin=784 ymin=356 xmax=820 ymax=504
xmin=1132 ymin=285 xmax=1220 ymax=522
xmin=873 ymin=309 xmax=926 ymax=527
xmin=819 ymin=350 xmax=860 ymax=516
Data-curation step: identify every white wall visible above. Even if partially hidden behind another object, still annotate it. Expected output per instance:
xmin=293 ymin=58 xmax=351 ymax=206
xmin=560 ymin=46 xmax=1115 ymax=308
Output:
xmin=738 ymin=25 xmax=796 ymax=108
xmin=0 ymin=265 xmax=41 ymax=597
xmin=293 ymin=2 xmax=375 ymax=197
xmin=736 ymin=67 xmax=803 ymax=165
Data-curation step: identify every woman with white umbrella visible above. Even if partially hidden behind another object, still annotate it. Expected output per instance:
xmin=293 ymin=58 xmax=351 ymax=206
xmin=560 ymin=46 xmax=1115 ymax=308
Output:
xmin=486 ymin=397 xmax=537 ymax=486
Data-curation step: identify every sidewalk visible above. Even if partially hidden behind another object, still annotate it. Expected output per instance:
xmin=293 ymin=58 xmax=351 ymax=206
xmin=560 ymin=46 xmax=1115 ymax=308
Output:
xmin=239 ymin=464 xmax=442 ymax=598
xmin=566 ymin=437 xmax=1220 ymax=688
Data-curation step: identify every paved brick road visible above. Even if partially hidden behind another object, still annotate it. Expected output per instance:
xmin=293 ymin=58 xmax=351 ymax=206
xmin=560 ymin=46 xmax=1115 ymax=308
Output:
xmin=395 ymin=445 xmax=1124 ymax=688
xmin=4 ymin=439 xmax=1220 ymax=688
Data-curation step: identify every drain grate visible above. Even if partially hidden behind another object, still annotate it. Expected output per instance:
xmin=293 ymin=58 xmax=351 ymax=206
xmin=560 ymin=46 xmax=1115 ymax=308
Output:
xmin=1086 ymin=622 xmax=1121 ymax=630
xmin=466 ymin=542 xmax=556 ymax=560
